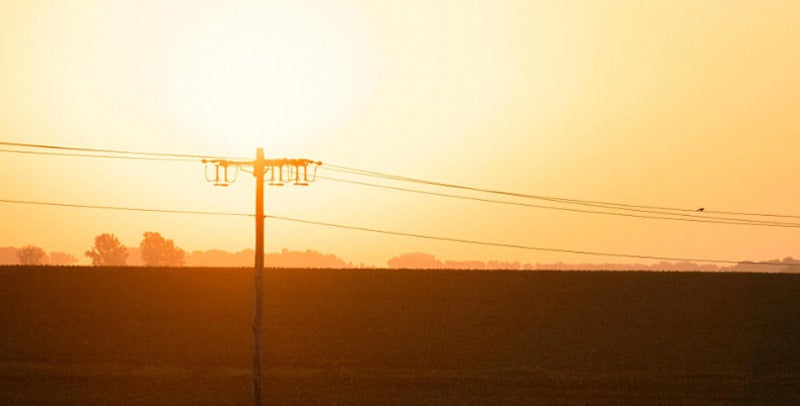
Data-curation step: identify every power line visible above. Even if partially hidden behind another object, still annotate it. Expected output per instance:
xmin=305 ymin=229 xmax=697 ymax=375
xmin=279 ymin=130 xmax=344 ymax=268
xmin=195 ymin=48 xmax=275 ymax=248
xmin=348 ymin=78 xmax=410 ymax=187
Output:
xmin=0 ymin=140 xmax=246 ymax=161
xmin=318 ymin=176 xmax=800 ymax=228
xmin=0 ymin=148 xmax=197 ymax=162
xmin=269 ymin=214 xmax=786 ymax=266
xmin=5 ymin=140 xmax=799 ymax=221
xmin=0 ymin=198 xmax=251 ymax=217
xmin=0 ymin=197 xmax=791 ymax=267
xmin=3 ymin=145 xmax=795 ymax=228
xmin=322 ymin=163 xmax=800 ymax=220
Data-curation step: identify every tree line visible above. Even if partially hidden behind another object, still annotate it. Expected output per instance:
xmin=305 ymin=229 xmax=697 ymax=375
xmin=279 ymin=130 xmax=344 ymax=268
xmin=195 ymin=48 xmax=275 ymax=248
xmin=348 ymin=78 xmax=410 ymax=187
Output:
xmin=16 ymin=232 xmax=184 ymax=267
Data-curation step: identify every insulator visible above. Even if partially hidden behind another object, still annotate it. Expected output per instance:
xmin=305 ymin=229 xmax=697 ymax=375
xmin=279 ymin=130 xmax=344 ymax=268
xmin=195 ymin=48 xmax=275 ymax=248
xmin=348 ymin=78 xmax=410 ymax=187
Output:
xmin=223 ymin=164 xmax=239 ymax=183
xmin=267 ymin=165 xmax=284 ymax=186
xmin=204 ymin=161 xmax=238 ymax=187
xmin=204 ymin=163 xmax=219 ymax=184
xmin=281 ymin=164 xmax=296 ymax=182
xmin=290 ymin=164 xmax=307 ymax=186
xmin=306 ymin=164 xmax=318 ymax=183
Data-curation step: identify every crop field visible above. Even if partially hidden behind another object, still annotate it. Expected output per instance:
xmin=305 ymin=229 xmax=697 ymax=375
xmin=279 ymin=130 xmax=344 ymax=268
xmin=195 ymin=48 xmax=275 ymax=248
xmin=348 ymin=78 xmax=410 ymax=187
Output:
xmin=1 ymin=267 xmax=799 ymax=404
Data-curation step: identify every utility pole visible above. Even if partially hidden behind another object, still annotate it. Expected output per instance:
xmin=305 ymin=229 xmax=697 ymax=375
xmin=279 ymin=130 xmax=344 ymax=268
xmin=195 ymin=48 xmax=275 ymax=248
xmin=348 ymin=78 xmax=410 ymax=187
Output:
xmin=203 ymin=148 xmax=321 ymax=406
xmin=253 ymin=148 xmax=265 ymax=405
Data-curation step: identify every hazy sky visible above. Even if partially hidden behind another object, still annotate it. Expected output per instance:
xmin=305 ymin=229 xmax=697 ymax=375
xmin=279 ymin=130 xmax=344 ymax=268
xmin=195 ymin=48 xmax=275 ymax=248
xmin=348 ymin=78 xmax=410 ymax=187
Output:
xmin=1 ymin=0 xmax=799 ymax=266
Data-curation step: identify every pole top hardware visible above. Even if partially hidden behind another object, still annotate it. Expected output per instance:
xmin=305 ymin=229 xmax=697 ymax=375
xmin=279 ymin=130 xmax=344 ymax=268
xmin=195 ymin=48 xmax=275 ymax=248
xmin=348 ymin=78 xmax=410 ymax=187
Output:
xmin=203 ymin=155 xmax=322 ymax=188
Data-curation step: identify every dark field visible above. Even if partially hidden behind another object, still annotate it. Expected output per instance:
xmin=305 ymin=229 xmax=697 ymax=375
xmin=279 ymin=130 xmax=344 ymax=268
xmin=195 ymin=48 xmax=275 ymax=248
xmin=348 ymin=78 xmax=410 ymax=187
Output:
xmin=1 ymin=267 xmax=799 ymax=404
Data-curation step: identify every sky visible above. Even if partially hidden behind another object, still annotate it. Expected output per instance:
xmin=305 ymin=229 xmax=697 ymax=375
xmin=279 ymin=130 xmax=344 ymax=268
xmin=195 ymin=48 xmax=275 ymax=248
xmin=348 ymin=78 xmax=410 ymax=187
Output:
xmin=1 ymin=0 xmax=799 ymax=267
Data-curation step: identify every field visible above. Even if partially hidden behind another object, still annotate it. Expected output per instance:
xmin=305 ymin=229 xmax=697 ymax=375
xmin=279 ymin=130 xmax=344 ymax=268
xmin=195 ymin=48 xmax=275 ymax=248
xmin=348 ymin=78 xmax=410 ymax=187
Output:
xmin=1 ymin=267 xmax=799 ymax=404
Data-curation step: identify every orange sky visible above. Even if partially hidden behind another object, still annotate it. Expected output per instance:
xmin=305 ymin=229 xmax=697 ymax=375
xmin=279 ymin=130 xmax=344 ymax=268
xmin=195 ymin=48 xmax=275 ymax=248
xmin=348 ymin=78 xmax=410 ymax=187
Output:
xmin=1 ymin=0 xmax=799 ymax=266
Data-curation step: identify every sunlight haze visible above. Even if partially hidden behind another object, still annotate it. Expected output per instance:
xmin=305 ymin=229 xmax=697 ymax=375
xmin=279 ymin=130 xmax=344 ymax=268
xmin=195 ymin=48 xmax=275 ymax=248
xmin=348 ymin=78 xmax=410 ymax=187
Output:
xmin=1 ymin=0 xmax=799 ymax=266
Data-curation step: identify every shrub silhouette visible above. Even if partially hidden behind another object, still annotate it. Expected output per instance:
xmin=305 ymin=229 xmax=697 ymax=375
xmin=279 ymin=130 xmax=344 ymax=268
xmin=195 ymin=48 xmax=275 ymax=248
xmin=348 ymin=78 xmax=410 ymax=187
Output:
xmin=85 ymin=233 xmax=128 ymax=266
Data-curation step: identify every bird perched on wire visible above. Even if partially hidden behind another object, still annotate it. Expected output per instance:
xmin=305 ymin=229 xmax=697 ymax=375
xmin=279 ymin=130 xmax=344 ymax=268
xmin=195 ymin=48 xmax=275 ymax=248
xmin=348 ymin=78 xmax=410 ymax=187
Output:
xmin=697 ymin=208 xmax=705 ymax=212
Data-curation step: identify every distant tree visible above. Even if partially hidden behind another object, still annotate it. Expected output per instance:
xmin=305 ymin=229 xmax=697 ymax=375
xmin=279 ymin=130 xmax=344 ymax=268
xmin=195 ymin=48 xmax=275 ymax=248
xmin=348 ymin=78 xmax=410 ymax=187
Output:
xmin=16 ymin=245 xmax=46 ymax=265
xmin=139 ymin=232 xmax=185 ymax=267
xmin=85 ymin=233 xmax=128 ymax=266
xmin=387 ymin=252 xmax=443 ymax=269
xmin=49 ymin=251 xmax=78 ymax=266
xmin=263 ymin=248 xmax=350 ymax=269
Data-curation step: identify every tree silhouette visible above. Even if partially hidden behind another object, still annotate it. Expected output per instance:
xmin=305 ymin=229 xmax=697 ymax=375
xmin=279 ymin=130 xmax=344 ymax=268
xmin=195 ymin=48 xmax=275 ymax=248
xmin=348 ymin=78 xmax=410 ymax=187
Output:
xmin=140 ymin=232 xmax=185 ymax=267
xmin=16 ymin=245 xmax=46 ymax=265
xmin=49 ymin=252 xmax=78 ymax=266
xmin=85 ymin=233 xmax=128 ymax=266
xmin=387 ymin=252 xmax=444 ymax=269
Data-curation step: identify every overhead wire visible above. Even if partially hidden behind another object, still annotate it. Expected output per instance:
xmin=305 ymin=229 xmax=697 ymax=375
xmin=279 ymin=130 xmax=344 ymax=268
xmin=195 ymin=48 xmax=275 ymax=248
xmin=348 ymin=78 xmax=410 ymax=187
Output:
xmin=0 ymin=197 xmax=792 ymax=267
xmin=4 ymin=140 xmax=798 ymax=220
xmin=321 ymin=163 xmax=800 ymax=220
xmin=0 ymin=199 xmax=251 ymax=217
xmin=318 ymin=175 xmax=800 ymax=228
xmin=269 ymin=214 xmax=787 ymax=266
xmin=0 ymin=148 xmax=197 ymax=162
xmin=0 ymin=140 xmax=248 ymax=161
xmin=0 ymin=141 xmax=800 ymax=233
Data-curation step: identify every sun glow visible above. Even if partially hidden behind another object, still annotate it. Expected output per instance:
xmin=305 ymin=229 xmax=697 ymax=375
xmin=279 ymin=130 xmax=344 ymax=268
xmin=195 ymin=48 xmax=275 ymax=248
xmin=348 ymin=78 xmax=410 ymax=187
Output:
xmin=3 ymin=0 xmax=800 ymax=267
xmin=154 ymin=3 xmax=379 ymax=155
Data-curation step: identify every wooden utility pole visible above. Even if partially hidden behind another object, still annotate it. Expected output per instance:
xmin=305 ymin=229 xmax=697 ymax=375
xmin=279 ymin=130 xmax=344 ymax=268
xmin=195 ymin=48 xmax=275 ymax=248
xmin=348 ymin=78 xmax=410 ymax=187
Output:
xmin=202 ymin=148 xmax=321 ymax=406
xmin=253 ymin=147 xmax=265 ymax=406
